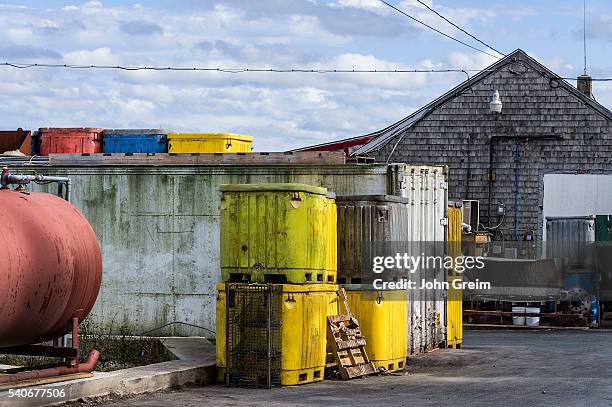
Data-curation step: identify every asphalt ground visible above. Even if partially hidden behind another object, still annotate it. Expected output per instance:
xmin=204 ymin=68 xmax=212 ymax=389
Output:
xmin=94 ymin=330 xmax=612 ymax=407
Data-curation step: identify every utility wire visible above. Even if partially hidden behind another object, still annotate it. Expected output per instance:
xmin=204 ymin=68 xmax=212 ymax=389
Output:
xmin=3 ymin=61 xmax=612 ymax=81
xmin=583 ymin=0 xmax=587 ymax=74
xmin=1 ymin=62 xmax=490 ymax=73
xmin=414 ymin=0 xmax=505 ymax=57
xmin=378 ymin=0 xmax=502 ymax=59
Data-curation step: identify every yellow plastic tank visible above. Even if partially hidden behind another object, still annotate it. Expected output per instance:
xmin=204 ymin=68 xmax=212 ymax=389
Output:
xmin=167 ymin=133 xmax=253 ymax=153
xmin=345 ymin=287 xmax=407 ymax=372
xmin=216 ymin=283 xmax=339 ymax=386
xmin=220 ymin=183 xmax=337 ymax=284
xmin=446 ymin=202 xmax=463 ymax=349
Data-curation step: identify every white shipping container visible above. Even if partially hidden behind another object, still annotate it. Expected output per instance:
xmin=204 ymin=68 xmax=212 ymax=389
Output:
xmin=391 ymin=164 xmax=448 ymax=354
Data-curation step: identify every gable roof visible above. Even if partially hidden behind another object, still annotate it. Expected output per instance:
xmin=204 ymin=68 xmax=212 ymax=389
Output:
xmin=351 ymin=49 xmax=612 ymax=156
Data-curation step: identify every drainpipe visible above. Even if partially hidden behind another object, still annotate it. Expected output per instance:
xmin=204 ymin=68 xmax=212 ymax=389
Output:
xmin=487 ymin=136 xmax=563 ymax=235
xmin=515 ymin=137 xmax=520 ymax=241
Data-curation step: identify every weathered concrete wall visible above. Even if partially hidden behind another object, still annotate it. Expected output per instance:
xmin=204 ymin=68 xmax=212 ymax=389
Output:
xmin=27 ymin=164 xmax=389 ymax=337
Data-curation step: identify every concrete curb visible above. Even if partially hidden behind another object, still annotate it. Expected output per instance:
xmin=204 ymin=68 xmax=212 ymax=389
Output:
xmin=0 ymin=337 xmax=215 ymax=407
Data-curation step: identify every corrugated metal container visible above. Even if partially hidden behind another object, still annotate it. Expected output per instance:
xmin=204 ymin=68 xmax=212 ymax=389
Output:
xmin=391 ymin=164 xmax=448 ymax=354
xmin=345 ymin=287 xmax=407 ymax=371
xmin=546 ymin=216 xmax=596 ymax=266
xmin=103 ymin=129 xmax=168 ymax=153
xmin=39 ymin=128 xmax=102 ymax=155
xmin=0 ymin=129 xmax=31 ymax=155
xmin=27 ymin=163 xmax=390 ymax=337
xmin=446 ymin=201 xmax=463 ymax=349
xmin=546 ymin=216 xmax=595 ymax=242
xmin=216 ymin=283 xmax=338 ymax=386
xmin=168 ymin=133 xmax=253 ymax=153
xmin=220 ymin=183 xmax=337 ymax=284
xmin=546 ymin=216 xmax=597 ymax=296
xmin=336 ymin=195 xmax=410 ymax=283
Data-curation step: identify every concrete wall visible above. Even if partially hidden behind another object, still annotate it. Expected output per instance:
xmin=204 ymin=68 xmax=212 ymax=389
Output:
xmin=28 ymin=164 xmax=390 ymax=337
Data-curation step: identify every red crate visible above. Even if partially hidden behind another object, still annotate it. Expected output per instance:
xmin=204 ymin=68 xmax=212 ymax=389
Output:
xmin=39 ymin=128 xmax=102 ymax=155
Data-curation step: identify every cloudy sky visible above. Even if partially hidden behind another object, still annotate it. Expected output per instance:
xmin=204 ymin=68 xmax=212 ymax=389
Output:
xmin=1 ymin=0 xmax=611 ymax=151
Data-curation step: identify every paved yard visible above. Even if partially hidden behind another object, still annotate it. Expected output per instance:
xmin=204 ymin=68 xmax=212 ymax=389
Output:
xmin=95 ymin=330 xmax=612 ymax=407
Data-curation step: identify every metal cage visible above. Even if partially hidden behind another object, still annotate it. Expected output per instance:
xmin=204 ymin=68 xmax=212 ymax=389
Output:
xmin=226 ymin=283 xmax=283 ymax=388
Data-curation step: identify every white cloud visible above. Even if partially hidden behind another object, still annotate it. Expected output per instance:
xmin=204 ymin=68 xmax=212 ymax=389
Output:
xmin=63 ymin=47 xmax=120 ymax=65
xmin=331 ymin=0 xmax=386 ymax=13
xmin=6 ymin=27 xmax=33 ymax=43
xmin=0 ymin=0 xmax=607 ymax=150
xmin=446 ymin=51 xmax=499 ymax=71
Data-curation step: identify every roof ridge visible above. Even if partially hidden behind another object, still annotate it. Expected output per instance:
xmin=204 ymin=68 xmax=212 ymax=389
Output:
xmin=353 ymin=49 xmax=612 ymax=155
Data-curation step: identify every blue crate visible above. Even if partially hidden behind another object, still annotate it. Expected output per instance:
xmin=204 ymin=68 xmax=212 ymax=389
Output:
xmin=103 ymin=129 xmax=168 ymax=153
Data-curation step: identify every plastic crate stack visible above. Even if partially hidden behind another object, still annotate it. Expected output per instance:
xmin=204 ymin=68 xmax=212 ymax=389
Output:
xmin=30 ymin=129 xmax=253 ymax=155
xmin=216 ymin=183 xmax=338 ymax=388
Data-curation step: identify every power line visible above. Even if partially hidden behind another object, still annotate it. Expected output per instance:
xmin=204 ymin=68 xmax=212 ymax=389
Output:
xmin=378 ymin=0 xmax=502 ymax=59
xmin=3 ymin=61 xmax=612 ymax=81
xmin=414 ymin=0 xmax=505 ymax=57
xmin=583 ymin=0 xmax=587 ymax=74
xmin=1 ymin=62 xmax=491 ymax=74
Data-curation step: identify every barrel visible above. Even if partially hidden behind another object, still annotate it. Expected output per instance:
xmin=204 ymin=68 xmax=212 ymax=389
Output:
xmin=0 ymin=189 xmax=102 ymax=348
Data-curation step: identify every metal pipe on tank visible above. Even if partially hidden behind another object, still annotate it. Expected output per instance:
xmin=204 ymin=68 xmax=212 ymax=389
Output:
xmin=1 ymin=167 xmax=71 ymax=201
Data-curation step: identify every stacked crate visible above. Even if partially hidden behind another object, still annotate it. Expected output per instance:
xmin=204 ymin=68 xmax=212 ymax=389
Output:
xmin=446 ymin=201 xmax=463 ymax=349
xmin=36 ymin=128 xmax=102 ymax=155
xmin=168 ymin=133 xmax=253 ymax=153
xmin=102 ymin=129 xmax=168 ymax=153
xmin=216 ymin=183 xmax=338 ymax=387
xmin=336 ymin=195 xmax=409 ymax=372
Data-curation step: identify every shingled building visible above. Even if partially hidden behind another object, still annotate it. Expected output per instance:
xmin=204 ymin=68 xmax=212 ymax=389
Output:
xmin=298 ymin=49 xmax=612 ymax=241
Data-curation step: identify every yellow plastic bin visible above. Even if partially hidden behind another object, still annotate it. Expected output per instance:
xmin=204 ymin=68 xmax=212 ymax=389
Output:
xmin=446 ymin=202 xmax=463 ymax=349
xmin=167 ymin=133 xmax=253 ymax=153
xmin=216 ymin=283 xmax=338 ymax=386
xmin=345 ymin=287 xmax=407 ymax=372
xmin=220 ymin=183 xmax=337 ymax=284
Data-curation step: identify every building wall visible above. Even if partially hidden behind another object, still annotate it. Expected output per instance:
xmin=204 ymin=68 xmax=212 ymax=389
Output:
xmin=371 ymin=63 xmax=612 ymax=240
xmin=28 ymin=164 xmax=390 ymax=337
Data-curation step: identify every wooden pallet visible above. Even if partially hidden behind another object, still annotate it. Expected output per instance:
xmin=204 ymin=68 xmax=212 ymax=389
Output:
xmin=326 ymin=289 xmax=377 ymax=380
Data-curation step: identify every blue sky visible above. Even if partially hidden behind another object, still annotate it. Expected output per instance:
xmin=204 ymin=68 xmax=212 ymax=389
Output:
xmin=0 ymin=0 xmax=611 ymax=151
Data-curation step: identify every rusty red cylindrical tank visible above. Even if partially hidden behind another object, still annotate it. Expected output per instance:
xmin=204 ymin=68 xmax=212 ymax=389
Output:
xmin=0 ymin=189 xmax=102 ymax=348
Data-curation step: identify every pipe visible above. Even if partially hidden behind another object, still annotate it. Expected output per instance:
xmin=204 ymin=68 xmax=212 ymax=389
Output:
xmin=486 ymin=135 xmax=563 ymax=232
xmin=0 ymin=349 xmax=99 ymax=385
xmin=515 ymin=137 xmax=520 ymax=241
xmin=1 ymin=167 xmax=71 ymax=201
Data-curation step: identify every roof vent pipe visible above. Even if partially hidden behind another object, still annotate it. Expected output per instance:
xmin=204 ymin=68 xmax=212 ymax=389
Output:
xmin=577 ymin=74 xmax=593 ymax=99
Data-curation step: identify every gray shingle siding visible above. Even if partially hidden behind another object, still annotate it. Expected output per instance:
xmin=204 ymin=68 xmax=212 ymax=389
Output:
xmin=370 ymin=62 xmax=612 ymax=240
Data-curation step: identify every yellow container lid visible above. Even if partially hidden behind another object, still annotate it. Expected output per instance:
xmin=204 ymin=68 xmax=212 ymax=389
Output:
xmin=220 ymin=183 xmax=328 ymax=196
xmin=167 ymin=133 xmax=253 ymax=142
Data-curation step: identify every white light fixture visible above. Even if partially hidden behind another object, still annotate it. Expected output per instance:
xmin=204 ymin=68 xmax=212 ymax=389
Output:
xmin=490 ymin=90 xmax=502 ymax=114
